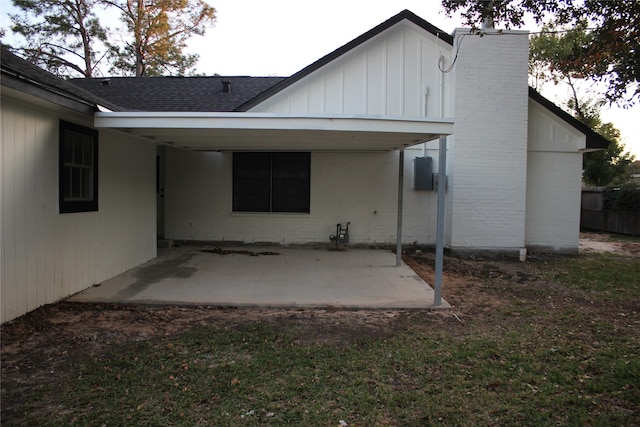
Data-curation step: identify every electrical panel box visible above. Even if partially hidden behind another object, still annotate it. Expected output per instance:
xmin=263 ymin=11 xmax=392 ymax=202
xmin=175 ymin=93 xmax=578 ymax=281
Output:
xmin=413 ymin=157 xmax=433 ymax=191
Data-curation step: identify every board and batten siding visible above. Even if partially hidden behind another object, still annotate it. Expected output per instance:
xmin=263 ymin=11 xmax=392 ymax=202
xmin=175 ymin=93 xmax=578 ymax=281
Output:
xmin=1 ymin=97 xmax=156 ymax=323
xmin=250 ymin=21 xmax=452 ymax=118
xmin=525 ymin=98 xmax=586 ymax=252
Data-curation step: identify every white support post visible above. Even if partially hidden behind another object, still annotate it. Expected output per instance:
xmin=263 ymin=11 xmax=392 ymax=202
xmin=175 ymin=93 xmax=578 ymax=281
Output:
xmin=396 ymin=149 xmax=405 ymax=267
xmin=434 ymin=136 xmax=447 ymax=306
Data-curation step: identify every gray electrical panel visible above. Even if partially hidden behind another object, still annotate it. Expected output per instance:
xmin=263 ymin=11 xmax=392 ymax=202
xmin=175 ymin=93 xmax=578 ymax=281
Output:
xmin=414 ymin=157 xmax=433 ymax=191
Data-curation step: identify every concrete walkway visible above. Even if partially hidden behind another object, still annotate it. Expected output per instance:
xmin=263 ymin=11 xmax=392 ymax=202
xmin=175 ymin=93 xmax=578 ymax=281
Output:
xmin=67 ymin=246 xmax=450 ymax=310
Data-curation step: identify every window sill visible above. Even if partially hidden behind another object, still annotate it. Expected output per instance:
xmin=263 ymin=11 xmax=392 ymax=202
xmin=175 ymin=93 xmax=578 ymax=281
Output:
xmin=231 ymin=211 xmax=310 ymax=218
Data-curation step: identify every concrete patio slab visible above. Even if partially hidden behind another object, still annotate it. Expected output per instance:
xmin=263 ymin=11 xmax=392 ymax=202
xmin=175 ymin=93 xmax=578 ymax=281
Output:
xmin=67 ymin=246 xmax=450 ymax=309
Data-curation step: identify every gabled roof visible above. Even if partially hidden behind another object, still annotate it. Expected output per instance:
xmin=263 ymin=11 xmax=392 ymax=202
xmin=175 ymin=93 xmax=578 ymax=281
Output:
xmin=0 ymin=45 xmax=123 ymax=113
xmin=528 ymin=87 xmax=610 ymax=150
xmin=236 ymin=9 xmax=454 ymax=112
xmin=70 ymin=76 xmax=286 ymax=112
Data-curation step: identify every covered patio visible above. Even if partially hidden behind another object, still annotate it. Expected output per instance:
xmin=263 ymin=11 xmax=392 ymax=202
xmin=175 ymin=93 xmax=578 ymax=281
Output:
xmin=92 ymin=111 xmax=453 ymax=308
xmin=67 ymin=245 xmax=450 ymax=309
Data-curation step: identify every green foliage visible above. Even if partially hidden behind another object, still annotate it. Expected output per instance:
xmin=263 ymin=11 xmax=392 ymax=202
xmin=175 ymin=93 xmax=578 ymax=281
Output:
xmin=612 ymin=183 xmax=640 ymax=211
xmin=443 ymin=0 xmax=640 ymax=105
xmin=570 ymin=99 xmax=635 ymax=187
xmin=8 ymin=0 xmax=108 ymax=77
xmin=583 ymin=146 xmax=634 ymax=187
xmin=529 ymin=22 xmax=594 ymax=94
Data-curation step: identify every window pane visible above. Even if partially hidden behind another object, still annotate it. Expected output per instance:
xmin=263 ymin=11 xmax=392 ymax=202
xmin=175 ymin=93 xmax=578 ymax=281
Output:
xmin=71 ymin=167 xmax=82 ymax=199
xmin=81 ymin=167 xmax=92 ymax=199
xmin=73 ymin=134 xmax=83 ymax=165
xmin=272 ymin=153 xmax=310 ymax=213
xmin=233 ymin=152 xmax=271 ymax=212
xmin=82 ymin=136 xmax=93 ymax=167
xmin=64 ymin=132 xmax=73 ymax=163
xmin=59 ymin=120 xmax=98 ymax=213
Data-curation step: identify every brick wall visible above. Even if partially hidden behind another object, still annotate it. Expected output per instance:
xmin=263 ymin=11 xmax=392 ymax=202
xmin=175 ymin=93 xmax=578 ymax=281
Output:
xmin=448 ymin=29 xmax=530 ymax=253
xmin=164 ymin=148 xmax=440 ymax=245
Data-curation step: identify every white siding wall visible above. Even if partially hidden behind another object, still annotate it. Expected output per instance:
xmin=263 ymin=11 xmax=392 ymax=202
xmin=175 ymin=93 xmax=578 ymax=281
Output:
xmin=448 ymin=29 xmax=530 ymax=253
xmin=525 ymin=99 xmax=586 ymax=252
xmin=164 ymin=147 xmax=439 ymax=245
xmin=251 ymin=22 xmax=452 ymax=118
xmin=1 ymin=96 xmax=156 ymax=323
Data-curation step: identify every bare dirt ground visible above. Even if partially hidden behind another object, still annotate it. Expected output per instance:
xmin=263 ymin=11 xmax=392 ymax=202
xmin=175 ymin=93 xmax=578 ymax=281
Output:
xmin=1 ymin=232 xmax=639 ymax=423
xmin=579 ymin=231 xmax=640 ymax=256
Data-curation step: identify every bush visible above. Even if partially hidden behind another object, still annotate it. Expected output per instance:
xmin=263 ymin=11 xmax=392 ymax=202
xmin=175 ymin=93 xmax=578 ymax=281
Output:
xmin=613 ymin=183 xmax=640 ymax=210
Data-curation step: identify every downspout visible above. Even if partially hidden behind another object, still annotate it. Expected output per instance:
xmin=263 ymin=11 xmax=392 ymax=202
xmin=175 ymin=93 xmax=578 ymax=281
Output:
xmin=396 ymin=148 xmax=405 ymax=267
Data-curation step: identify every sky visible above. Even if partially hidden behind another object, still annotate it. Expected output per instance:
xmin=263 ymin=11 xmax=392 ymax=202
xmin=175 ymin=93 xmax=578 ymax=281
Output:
xmin=1 ymin=0 xmax=638 ymax=157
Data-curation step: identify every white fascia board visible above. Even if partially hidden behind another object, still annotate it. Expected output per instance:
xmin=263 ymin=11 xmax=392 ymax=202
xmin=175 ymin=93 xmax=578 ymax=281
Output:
xmin=94 ymin=112 xmax=454 ymax=135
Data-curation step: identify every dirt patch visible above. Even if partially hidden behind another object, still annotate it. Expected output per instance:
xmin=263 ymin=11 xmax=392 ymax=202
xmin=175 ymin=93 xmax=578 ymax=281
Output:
xmin=199 ymin=248 xmax=281 ymax=256
xmin=579 ymin=232 xmax=640 ymax=256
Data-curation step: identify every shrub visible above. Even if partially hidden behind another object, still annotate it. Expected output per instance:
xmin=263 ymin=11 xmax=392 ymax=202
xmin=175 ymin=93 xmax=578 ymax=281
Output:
xmin=613 ymin=183 xmax=640 ymax=210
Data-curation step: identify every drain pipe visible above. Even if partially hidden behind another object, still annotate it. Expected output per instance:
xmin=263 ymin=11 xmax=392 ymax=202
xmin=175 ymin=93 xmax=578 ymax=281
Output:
xmin=396 ymin=148 xmax=405 ymax=267
xmin=434 ymin=135 xmax=447 ymax=306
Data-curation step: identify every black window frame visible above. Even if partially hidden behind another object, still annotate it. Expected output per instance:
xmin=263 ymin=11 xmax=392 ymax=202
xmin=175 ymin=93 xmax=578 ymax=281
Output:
xmin=233 ymin=152 xmax=311 ymax=213
xmin=59 ymin=120 xmax=99 ymax=213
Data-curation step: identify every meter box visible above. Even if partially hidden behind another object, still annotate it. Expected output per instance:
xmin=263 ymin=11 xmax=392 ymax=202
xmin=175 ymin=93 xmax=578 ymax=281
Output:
xmin=413 ymin=157 xmax=433 ymax=191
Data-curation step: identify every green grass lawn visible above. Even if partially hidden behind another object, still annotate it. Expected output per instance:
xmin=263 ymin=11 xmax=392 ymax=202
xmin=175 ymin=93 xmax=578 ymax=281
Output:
xmin=2 ymin=252 xmax=639 ymax=426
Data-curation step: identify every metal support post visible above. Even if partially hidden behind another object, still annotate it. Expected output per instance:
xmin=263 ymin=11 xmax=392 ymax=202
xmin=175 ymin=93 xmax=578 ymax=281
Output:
xmin=396 ymin=148 xmax=405 ymax=267
xmin=434 ymin=136 xmax=447 ymax=306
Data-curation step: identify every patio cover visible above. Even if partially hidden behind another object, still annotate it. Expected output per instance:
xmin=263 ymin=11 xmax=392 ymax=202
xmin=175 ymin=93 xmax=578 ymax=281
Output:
xmin=93 ymin=112 xmax=454 ymax=151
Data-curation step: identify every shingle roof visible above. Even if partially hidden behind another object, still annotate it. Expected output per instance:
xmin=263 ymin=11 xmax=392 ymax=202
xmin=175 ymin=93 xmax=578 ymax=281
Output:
xmin=1 ymin=45 xmax=124 ymax=112
xmin=70 ymin=76 xmax=286 ymax=112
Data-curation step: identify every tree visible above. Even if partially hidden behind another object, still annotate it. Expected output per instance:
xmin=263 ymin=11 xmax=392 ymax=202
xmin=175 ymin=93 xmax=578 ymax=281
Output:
xmin=570 ymin=98 xmax=635 ymax=187
xmin=529 ymin=22 xmax=598 ymax=123
xmin=442 ymin=0 xmax=640 ymax=106
xmin=8 ymin=0 xmax=109 ymax=77
xmin=6 ymin=0 xmax=217 ymax=78
xmin=104 ymin=0 xmax=216 ymax=76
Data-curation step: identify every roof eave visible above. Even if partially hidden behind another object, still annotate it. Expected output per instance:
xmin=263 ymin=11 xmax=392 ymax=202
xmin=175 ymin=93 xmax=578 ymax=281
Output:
xmin=1 ymin=70 xmax=98 ymax=114
xmin=528 ymin=87 xmax=610 ymax=150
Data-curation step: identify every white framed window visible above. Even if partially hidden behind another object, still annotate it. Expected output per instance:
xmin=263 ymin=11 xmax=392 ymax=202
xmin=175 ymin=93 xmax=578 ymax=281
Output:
xmin=59 ymin=120 xmax=98 ymax=213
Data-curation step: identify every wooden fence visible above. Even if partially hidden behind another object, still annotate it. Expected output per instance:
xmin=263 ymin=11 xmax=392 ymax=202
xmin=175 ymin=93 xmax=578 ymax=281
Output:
xmin=581 ymin=187 xmax=640 ymax=236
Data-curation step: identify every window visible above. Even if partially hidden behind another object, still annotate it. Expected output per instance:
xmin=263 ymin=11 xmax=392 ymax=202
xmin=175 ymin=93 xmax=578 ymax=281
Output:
xmin=59 ymin=120 xmax=98 ymax=213
xmin=233 ymin=152 xmax=310 ymax=213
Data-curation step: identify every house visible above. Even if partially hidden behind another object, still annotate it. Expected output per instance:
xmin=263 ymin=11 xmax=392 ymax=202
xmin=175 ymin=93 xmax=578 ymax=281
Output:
xmin=1 ymin=10 xmax=608 ymax=323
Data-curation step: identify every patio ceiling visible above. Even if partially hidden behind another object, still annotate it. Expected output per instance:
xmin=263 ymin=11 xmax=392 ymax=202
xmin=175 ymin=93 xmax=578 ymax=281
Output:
xmin=94 ymin=112 xmax=454 ymax=151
